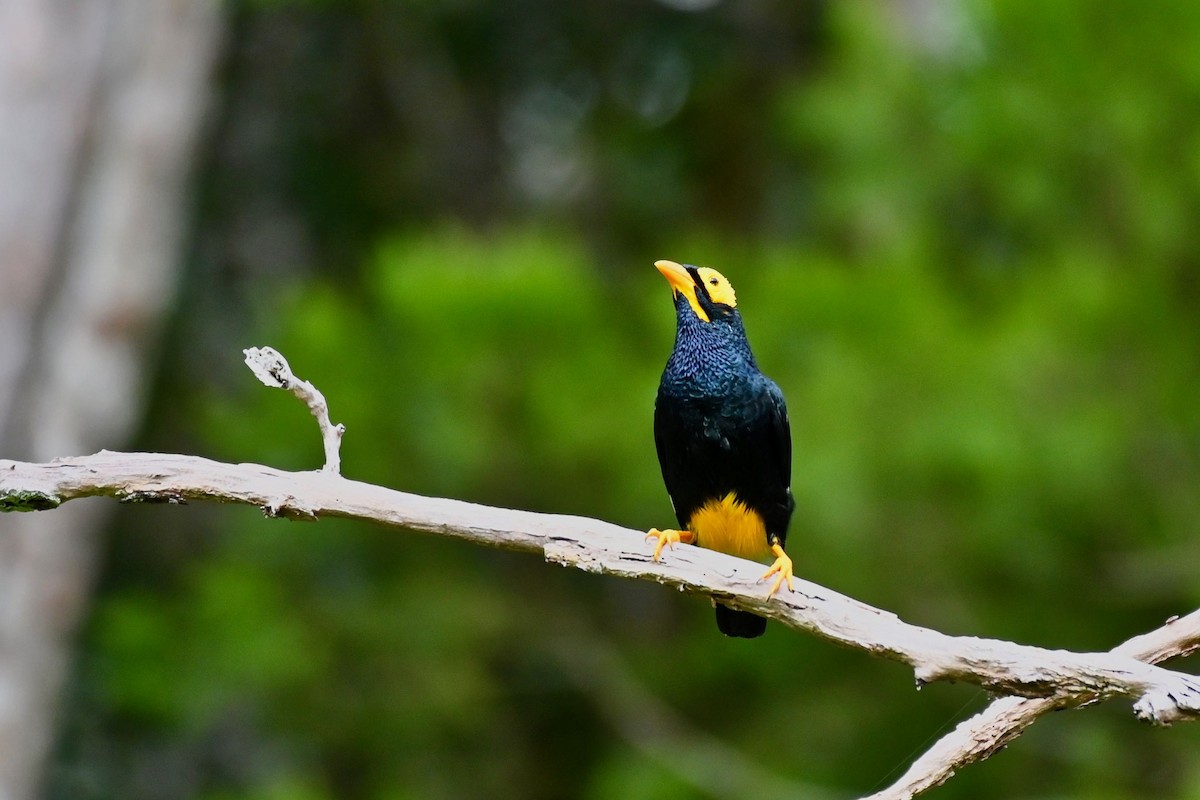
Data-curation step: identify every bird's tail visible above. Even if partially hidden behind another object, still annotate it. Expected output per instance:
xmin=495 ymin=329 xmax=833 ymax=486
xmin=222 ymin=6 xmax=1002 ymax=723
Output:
xmin=714 ymin=603 xmax=767 ymax=638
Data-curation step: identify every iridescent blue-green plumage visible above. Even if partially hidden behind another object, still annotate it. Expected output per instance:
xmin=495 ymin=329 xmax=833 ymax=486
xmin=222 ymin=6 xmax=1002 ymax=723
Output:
xmin=654 ymin=269 xmax=794 ymax=638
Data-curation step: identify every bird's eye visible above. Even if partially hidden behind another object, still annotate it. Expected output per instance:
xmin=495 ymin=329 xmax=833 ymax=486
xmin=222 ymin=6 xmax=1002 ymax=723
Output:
xmin=709 ymin=279 xmax=719 ymax=286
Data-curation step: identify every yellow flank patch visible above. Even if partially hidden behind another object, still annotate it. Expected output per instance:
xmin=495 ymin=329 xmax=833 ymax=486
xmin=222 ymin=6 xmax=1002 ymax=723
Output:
xmin=687 ymin=492 xmax=771 ymax=562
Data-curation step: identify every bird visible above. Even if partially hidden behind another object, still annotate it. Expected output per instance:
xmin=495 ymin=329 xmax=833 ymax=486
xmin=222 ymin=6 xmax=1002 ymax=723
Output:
xmin=647 ymin=259 xmax=795 ymax=638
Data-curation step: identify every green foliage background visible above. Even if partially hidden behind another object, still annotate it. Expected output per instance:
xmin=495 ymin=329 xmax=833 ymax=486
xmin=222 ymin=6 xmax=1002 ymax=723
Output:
xmin=50 ymin=2 xmax=1200 ymax=798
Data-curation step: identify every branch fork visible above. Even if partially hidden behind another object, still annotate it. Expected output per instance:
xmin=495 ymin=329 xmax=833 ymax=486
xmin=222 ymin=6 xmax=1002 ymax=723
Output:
xmin=243 ymin=346 xmax=344 ymax=473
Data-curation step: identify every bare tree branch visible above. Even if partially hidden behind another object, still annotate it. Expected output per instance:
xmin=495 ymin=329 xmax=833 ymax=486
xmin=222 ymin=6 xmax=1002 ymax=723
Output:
xmin=864 ymin=609 xmax=1200 ymax=800
xmin=2 ymin=451 xmax=1198 ymax=729
xmin=243 ymin=346 xmax=344 ymax=474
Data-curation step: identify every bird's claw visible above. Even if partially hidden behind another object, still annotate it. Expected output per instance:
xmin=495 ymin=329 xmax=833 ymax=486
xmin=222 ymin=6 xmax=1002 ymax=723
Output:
xmin=645 ymin=528 xmax=693 ymax=562
xmin=761 ymin=543 xmax=794 ymax=598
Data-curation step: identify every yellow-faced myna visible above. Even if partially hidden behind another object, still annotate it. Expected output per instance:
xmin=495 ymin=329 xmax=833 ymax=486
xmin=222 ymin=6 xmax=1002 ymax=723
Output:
xmin=647 ymin=260 xmax=795 ymax=638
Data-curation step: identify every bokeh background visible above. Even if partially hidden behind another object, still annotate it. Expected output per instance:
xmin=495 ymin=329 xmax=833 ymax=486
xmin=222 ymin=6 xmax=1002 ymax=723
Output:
xmin=10 ymin=1 xmax=1200 ymax=798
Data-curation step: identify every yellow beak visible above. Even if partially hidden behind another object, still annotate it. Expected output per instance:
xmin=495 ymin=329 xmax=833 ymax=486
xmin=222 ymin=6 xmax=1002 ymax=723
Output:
xmin=655 ymin=259 xmax=694 ymax=296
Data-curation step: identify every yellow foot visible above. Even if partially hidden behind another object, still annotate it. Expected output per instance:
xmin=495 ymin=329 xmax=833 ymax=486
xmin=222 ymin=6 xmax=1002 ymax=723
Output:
xmin=645 ymin=528 xmax=695 ymax=562
xmin=761 ymin=542 xmax=794 ymax=598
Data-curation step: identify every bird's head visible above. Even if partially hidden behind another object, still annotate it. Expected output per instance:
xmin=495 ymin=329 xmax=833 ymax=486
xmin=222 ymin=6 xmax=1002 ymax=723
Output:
xmin=654 ymin=259 xmax=738 ymax=324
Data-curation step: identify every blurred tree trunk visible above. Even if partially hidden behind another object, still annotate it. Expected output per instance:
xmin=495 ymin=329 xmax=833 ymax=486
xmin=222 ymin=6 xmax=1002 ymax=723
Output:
xmin=0 ymin=1 xmax=222 ymax=798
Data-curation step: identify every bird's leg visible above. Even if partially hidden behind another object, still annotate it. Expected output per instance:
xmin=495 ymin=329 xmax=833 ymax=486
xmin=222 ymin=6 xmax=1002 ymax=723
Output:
xmin=761 ymin=537 xmax=794 ymax=597
xmin=645 ymin=528 xmax=694 ymax=562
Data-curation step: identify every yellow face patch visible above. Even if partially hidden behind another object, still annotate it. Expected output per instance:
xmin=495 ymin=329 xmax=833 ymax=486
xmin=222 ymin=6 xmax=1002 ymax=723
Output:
xmin=655 ymin=260 xmax=738 ymax=323
xmin=694 ymin=267 xmax=737 ymax=309
xmin=687 ymin=492 xmax=771 ymax=562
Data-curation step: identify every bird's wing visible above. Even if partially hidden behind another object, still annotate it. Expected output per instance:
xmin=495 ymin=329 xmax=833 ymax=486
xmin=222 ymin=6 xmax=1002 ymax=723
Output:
xmin=654 ymin=392 xmax=710 ymax=525
xmin=653 ymin=396 xmax=684 ymax=521
xmin=764 ymin=378 xmax=792 ymax=489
